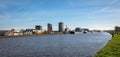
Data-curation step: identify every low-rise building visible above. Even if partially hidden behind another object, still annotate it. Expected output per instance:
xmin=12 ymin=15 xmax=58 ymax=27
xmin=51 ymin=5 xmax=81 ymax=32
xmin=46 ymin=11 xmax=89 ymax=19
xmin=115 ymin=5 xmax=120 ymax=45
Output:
xmin=5 ymin=29 xmax=23 ymax=36
xmin=81 ymin=28 xmax=89 ymax=33
xmin=5 ymin=31 xmax=23 ymax=36
xmin=0 ymin=30 xmax=10 ymax=36
xmin=23 ymin=29 xmax=35 ymax=35
xmin=23 ymin=29 xmax=43 ymax=35
xmin=35 ymin=25 xmax=42 ymax=30
xmin=75 ymin=27 xmax=81 ymax=32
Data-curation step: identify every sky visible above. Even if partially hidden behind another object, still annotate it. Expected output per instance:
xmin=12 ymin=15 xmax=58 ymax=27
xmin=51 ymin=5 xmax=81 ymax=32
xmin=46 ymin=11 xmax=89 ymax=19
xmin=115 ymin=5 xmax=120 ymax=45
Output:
xmin=0 ymin=0 xmax=120 ymax=30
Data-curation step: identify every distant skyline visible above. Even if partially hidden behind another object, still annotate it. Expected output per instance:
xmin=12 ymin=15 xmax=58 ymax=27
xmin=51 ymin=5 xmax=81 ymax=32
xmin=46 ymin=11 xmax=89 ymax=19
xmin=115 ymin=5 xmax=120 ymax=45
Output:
xmin=0 ymin=0 xmax=120 ymax=30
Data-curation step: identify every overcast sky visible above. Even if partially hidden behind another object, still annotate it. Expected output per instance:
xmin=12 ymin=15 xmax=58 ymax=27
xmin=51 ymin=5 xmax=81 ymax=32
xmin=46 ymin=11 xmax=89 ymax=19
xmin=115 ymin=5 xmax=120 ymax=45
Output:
xmin=0 ymin=0 xmax=120 ymax=30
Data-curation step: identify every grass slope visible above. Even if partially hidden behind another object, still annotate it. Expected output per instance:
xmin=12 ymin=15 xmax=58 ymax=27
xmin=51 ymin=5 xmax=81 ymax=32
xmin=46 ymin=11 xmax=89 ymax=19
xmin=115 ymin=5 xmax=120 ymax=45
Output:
xmin=94 ymin=34 xmax=120 ymax=57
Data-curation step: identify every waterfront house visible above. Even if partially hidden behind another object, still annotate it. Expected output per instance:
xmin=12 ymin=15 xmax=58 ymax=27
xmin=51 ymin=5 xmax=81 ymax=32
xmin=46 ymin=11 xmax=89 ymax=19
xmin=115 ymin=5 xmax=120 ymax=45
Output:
xmin=5 ymin=32 xmax=23 ymax=36
xmin=5 ymin=30 xmax=23 ymax=36
xmin=0 ymin=30 xmax=10 ymax=36
xmin=23 ymin=29 xmax=35 ymax=35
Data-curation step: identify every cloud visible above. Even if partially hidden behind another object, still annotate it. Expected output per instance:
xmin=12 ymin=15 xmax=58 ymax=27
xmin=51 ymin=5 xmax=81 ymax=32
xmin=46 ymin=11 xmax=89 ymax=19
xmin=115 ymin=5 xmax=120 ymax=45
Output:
xmin=109 ymin=0 xmax=119 ymax=5
xmin=92 ymin=0 xmax=119 ymax=13
xmin=0 ymin=0 xmax=22 ymax=8
xmin=93 ymin=7 xmax=110 ymax=14
xmin=0 ymin=0 xmax=43 ymax=10
xmin=92 ymin=7 xmax=120 ymax=16
xmin=65 ymin=0 xmax=117 ymax=7
xmin=88 ymin=24 xmax=115 ymax=30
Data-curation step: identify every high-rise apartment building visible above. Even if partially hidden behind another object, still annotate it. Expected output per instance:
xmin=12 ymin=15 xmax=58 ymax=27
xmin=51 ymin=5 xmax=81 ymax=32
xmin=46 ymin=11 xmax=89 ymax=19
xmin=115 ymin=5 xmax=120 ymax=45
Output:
xmin=59 ymin=22 xmax=64 ymax=32
xmin=47 ymin=23 xmax=52 ymax=33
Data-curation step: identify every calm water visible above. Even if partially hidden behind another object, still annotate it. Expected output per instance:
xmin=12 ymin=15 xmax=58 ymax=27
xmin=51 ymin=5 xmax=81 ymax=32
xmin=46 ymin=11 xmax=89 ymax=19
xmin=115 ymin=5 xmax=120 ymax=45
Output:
xmin=0 ymin=32 xmax=112 ymax=57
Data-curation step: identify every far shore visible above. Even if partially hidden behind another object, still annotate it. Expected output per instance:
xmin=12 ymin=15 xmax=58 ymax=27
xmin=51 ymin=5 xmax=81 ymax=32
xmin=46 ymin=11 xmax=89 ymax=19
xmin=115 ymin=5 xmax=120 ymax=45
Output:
xmin=0 ymin=33 xmax=64 ymax=38
xmin=0 ymin=32 xmax=109 ymax=38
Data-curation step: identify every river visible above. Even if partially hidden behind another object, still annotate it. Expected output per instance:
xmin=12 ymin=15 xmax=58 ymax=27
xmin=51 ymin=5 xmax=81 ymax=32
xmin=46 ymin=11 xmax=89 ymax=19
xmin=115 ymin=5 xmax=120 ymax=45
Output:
xmin=0 ymin=32 xmax=112 ymax=57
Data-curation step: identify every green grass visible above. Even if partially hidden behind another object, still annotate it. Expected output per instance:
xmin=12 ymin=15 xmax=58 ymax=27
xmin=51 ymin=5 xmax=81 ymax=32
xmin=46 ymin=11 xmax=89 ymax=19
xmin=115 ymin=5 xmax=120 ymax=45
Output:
xmin=94 ymin=34 xmax=120 ymax=57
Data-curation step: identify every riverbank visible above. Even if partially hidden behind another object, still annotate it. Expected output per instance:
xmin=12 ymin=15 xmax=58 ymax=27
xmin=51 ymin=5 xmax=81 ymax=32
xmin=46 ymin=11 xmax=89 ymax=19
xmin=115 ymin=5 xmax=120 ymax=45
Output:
xmin=94 ymin=34 xmax=120 ymax=57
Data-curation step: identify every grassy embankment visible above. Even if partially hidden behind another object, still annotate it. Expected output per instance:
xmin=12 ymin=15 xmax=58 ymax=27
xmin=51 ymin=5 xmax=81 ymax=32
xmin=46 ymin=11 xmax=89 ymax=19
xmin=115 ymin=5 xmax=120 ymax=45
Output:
xmin=94 ymin=34 xmax=120 ymax=57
